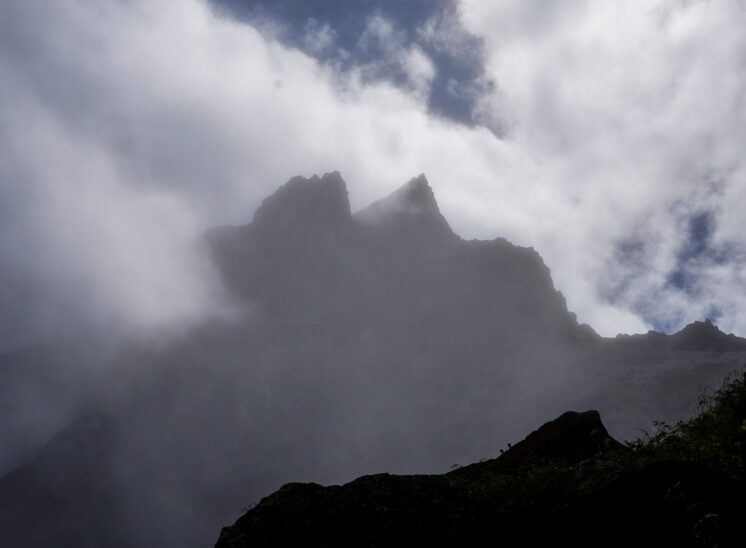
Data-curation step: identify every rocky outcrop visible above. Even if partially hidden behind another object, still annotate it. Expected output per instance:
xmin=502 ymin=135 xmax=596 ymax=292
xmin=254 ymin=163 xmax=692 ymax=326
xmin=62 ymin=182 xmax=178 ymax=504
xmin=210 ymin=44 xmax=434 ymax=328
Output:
xmin=354 ymin=173 xmax=455 ymax=243
xmin=611 ymin=318 xmax=746 ymax=352
xmin=496 ymin=410 xmax=622 ymax=466
xmin=216 ymin=408 xmax=624 ymax=548
xmin=216 ymin=384 xmax=746 ymax=548
xmin=450 ymin=410 xmax=623 ymax=476
xmin=670 ymin=319 xmax=746 ymax=351
xmin=252 ymin=171 xmax=352 ymax=235
xmin=207 ymin=172 xmax=581 ymax=334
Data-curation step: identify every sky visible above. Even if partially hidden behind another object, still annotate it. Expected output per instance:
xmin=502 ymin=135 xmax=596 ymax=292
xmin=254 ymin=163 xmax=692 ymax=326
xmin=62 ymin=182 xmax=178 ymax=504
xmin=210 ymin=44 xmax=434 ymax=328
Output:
xmin=1 ymin=0 xmax=746 ymax=350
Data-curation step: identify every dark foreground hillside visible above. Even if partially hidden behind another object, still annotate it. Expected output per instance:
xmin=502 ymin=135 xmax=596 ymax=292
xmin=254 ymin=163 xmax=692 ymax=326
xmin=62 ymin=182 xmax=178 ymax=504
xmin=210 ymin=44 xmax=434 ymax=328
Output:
xmin=217 ymin=370 xmax=746 ymax=548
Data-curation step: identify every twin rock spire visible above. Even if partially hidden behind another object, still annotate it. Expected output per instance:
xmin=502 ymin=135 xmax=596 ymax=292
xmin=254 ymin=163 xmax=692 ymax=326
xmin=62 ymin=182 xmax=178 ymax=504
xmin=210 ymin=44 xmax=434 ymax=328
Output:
xmin=251 ymin=171 xmax=454 ymax=240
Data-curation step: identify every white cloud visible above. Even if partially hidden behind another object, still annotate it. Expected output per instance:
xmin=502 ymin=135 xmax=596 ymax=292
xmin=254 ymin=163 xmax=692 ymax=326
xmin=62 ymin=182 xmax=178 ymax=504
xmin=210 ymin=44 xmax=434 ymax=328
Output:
xmin=1 ymin=0 xmax=745 ymax=346
xmin=401 ymin=45 xmax=436 ymax=97
xmin=358 ymin=14 xmax=436 ymax=97
xmin=417 ymin=2 xmax=482 ymax=61
xmin=303 ymin=18 xmax=336 ymax=56
xmin=458 ymin=0 xmax=746 ymax=334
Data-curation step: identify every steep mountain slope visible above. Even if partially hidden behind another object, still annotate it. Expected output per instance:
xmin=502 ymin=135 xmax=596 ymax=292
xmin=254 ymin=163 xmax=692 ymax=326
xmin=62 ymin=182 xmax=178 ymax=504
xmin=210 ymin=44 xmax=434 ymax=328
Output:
xmin=1 ymin=172 xmax=745 ymax=547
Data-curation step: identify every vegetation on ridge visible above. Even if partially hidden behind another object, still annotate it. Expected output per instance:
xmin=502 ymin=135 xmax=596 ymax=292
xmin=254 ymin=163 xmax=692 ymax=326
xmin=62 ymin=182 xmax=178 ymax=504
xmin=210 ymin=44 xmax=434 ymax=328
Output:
xmin=622 ymin=368 xmax=746 ymax=476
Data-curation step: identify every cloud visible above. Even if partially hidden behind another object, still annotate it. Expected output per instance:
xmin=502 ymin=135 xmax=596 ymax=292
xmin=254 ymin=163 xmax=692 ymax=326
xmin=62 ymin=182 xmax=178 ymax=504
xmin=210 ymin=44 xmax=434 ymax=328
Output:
xmin=1 ymin=0 xmax=745 ymax=348
xmin=417 ymin=2 xmax=482 ymax=62
xmin=458 ymin=0 xmax=746 ymax=334
xmin=303 ymin=18 xmax=336 ymax=56
xmin=0 ymin=0 xmax=444 ymax=349
xmin=357 ymin=14 xmax=437 ymax=98
xmin=0 ymin=58 xmax=231 ymax=349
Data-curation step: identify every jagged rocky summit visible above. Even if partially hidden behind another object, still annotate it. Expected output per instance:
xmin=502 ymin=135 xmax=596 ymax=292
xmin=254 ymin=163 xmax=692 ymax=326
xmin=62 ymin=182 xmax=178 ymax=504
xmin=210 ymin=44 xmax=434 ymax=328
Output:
xmin=614 ymin=318 xmax=746 ymax=352
xmin=207 ymin=171 xmax=583 ymax=336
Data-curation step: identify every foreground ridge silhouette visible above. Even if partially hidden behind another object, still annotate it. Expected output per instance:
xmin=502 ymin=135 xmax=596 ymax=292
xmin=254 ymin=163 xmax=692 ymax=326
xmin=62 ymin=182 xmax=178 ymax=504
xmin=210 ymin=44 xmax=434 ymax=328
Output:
xmin=217 ymin=372 xmax=746 ymax=547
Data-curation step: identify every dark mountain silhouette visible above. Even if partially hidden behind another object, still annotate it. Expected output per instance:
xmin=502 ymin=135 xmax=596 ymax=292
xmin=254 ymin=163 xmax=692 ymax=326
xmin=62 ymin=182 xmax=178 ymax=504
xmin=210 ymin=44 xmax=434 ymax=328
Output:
xmin=611 ymin=318 xmax=746 ymax=352
xmin=216 ymin=372 xmax=746 ymax=547
xmin=1 ymin=172 xmax=745 ymax=547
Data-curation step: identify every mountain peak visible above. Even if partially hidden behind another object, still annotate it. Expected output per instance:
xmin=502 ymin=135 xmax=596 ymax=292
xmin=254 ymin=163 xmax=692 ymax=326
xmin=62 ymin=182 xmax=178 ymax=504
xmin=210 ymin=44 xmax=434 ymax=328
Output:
xmin=670 ymin=318 xmax=746 ymax=351
xmin=400 ymin=173 xmax=438 ymax=212
xmin=251 ymin=172 xmax=351 ymax=231
xmin=354 ymin=174 xmax=453 ymax=240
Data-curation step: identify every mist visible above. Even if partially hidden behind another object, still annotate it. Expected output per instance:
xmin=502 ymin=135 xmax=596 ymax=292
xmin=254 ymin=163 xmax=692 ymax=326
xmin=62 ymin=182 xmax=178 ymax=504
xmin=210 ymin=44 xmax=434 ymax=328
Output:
xmin=2 ymin=1 xmax=746 ymax=546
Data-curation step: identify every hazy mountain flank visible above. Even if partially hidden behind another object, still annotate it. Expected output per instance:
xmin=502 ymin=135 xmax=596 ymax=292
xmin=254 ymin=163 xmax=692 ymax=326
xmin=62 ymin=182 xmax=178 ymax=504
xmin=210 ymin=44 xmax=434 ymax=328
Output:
xmin=1 ymin=172 xmax=745 ymax=547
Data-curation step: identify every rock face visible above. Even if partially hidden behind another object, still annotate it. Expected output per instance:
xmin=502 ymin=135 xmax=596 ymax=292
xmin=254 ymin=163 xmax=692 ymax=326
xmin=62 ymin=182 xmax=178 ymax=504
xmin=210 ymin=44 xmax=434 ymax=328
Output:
xmin=486 ymin=410 xmax=621 ymax=468
xmin=207 ymin=171 xmax=581 ymax=341
xmin=216 ymin=394 xmax=746 ymax=548
xmin=216 ymin=408 xmax=622 ymax=548
xmin=252 ymin=172 xmax=352 ymax=232
xmin=0 ymin=413 xmax=122 ymax=548
xmin=354 ymin=173 xmax=455 ymax=242
xmin=612 ymin=318 xmax=746 ymax=352
xmin=670 ymin=319 xmax=746 ymax=351
xmin=2 ymin=172 xmax=746 ymax=548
